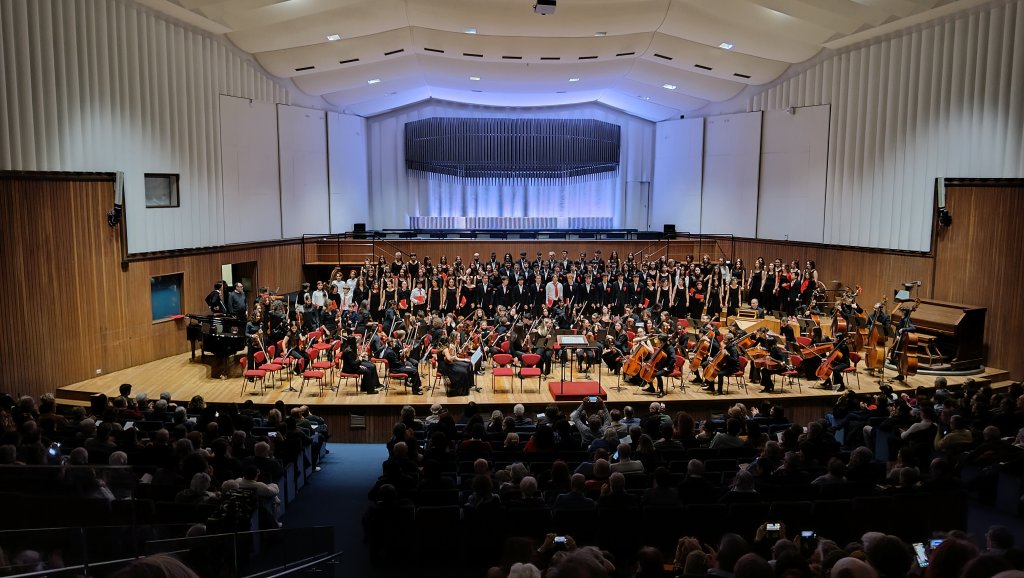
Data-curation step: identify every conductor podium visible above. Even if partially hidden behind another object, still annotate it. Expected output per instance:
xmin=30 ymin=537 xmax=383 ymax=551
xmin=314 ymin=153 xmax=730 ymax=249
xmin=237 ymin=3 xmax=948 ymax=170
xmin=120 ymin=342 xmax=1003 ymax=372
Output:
xmin=548 ymin=334 xmax=607 ymax=401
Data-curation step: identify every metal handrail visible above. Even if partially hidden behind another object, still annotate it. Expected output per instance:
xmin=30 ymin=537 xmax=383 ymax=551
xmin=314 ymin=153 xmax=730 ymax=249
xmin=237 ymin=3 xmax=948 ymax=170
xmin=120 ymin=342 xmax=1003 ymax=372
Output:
xmin=245 ymin=551 xmax=343 ymax=578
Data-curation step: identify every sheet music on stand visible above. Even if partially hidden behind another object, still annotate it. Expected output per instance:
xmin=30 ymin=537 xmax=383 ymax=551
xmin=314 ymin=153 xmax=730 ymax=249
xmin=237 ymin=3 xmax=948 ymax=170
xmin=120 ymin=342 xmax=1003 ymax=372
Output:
xmin=470 ymin=347 xmax=484 ymax=367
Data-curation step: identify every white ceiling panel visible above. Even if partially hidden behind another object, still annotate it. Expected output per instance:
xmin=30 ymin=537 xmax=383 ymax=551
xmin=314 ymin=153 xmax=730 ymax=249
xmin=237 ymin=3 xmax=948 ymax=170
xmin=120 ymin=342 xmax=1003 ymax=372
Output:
xmin=136 ymin=0 xmax=984 ymax=118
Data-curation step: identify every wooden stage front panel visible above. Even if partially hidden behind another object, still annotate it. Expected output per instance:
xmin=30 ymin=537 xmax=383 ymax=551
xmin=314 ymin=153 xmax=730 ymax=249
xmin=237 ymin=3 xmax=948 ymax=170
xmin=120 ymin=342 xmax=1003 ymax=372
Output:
xmin=57 ymin=351 xmax=1011 ymax=442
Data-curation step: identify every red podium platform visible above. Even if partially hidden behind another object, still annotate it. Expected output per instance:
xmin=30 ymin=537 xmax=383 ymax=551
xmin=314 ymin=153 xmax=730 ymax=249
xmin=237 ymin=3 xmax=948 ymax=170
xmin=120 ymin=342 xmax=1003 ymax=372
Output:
xmin=548 ymin=381 xmax=606 ymax=401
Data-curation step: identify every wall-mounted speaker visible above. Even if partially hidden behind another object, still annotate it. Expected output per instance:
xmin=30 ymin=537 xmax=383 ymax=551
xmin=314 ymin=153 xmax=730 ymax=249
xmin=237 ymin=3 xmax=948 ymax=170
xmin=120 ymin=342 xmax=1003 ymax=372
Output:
xmin=663 ymin=224 xmax=677 ymax=239
xmin=353 ymin=223 xmax=367 ymax=239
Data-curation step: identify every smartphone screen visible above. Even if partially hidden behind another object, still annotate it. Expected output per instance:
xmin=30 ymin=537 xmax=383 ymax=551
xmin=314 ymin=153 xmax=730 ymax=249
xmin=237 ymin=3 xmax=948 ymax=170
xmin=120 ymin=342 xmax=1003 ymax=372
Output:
xmin=766 ymin=523 xmax=781 ymax=532
xmin=929 ymin=539 xmax=944 ymax=550
xmin=913 ymin=543 xmax=929 ymax=567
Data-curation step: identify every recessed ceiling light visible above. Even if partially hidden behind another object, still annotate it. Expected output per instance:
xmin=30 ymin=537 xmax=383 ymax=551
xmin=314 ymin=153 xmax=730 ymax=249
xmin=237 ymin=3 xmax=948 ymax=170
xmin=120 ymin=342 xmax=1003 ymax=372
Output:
xmin=640 ymin=96 xmax=651 ymax=101
xmin=719 ymin=42 xmax=734 ymax=50
xmin=569 ymin=77 xmax=580 ymax=82
xmin=326 ymin=34 xmax=341 ymax=41
xmin=594 ymin=31 xmax=607 ymax=36
xmin=464 ymin=27 xmax=477 ymax=34
xmin=385 ymin=91 xmax=397 ymax=96
xmin=662 ymin=84 xmax=677 ymax=90
xmin=367 ymin=78 xmax=381 ymax=84
xmin=469 ymin=76 xmax=481 ymax=81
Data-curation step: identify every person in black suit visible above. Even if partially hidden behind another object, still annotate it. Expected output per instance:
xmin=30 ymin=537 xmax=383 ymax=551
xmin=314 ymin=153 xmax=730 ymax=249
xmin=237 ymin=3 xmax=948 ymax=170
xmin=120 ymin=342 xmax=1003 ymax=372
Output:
xmin=382 ymin=337 xmax=422 ymax=395
xmin=205 ymin=283 xmax=227 ymax=314
xmin=758 ymin=338 xmax=788 ymax=393
xmin=341 ymin=336 xmax=381 ymax=394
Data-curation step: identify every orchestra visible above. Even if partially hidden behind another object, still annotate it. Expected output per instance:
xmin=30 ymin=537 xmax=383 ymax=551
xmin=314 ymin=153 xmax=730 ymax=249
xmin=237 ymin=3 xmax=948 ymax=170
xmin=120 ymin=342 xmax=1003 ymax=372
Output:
xmin=207 ymin=245 xmax=941 ymax=400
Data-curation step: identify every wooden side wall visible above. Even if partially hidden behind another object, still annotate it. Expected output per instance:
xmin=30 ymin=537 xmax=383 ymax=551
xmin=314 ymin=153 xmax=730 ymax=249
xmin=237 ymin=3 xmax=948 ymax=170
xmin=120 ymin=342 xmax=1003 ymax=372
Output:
xmin=934 ymin=183 xmax=1024 ymax=380
xmin=0 ymin=175 xmax=303 ymax=399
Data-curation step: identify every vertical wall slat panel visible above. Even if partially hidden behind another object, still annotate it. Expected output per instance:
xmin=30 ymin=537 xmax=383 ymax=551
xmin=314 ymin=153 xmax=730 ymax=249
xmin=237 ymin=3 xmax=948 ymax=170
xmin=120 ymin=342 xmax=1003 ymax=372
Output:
xmin=0 ymin=0 xmax=288 ymax=253
xmin=750 ymin=0 xmax=1024 ymax=252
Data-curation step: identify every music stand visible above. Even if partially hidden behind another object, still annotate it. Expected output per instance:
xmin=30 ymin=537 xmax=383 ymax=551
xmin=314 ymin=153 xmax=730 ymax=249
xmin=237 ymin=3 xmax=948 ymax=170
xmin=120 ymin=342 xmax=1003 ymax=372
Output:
xmin=556 ymin=334 xmax=599 ymax=395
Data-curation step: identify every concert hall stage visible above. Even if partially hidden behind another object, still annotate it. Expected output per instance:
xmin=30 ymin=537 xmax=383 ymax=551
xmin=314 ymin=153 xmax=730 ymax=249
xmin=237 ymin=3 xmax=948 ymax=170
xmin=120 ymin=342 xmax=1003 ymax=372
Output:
xmin=56 ymin=352 xmax=1013 ymax=442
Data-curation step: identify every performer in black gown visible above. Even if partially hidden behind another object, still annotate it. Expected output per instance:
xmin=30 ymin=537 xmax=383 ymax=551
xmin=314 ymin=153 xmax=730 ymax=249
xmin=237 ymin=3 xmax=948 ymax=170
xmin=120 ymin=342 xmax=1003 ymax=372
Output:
xmin=340 ymin=336 xmax=381 ymax=394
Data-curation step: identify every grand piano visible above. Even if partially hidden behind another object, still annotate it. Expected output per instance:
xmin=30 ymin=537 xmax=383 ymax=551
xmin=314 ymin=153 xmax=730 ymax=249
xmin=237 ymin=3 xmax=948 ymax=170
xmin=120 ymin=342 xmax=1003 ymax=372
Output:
xmin=891 ymin=299 xmax=986 ymax=371
xmin=186 ymin=313 xmax=246 ymax=360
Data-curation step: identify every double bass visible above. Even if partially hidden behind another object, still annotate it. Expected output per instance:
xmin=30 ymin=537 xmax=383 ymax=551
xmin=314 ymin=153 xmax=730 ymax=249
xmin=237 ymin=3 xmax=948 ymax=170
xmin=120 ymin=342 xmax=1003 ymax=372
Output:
xmin=863 ymin=297 xmax=892 ymax=372
xmin=892 ymin=298 xmax=922 ymax=378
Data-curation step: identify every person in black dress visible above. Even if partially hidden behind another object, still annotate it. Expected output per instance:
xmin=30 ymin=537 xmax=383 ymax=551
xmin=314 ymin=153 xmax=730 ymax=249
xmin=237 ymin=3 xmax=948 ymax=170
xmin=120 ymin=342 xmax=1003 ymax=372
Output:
xmin=341 ymin=336 xmax=381 ymax=394
xmin=438 ymin=338 xmax=473 ymax=396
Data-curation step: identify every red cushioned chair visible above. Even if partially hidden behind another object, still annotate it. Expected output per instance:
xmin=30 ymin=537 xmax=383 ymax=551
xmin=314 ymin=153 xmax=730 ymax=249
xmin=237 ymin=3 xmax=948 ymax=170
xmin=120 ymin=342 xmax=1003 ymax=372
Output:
xmin=333 ymin=357 xmax=362 ymax=396
xmin=782 ymin=354 xmax=803 ymax=393
xmin=299 ymin=359 xmax=325 ymax=396
xmin=254 ymin=351 xmax=283 ymax=389
xmin=519 ymin=353 xmax=543 ymax=393
xmin=724 ymin=357 xmax=749 ymax=394
xmin=843 ymin=352 xmax=861 ymax=390
xmin=491 ymin=353 xmax=515 ymax=392
xmin=239 ymin=357 xmax=267 ymax=396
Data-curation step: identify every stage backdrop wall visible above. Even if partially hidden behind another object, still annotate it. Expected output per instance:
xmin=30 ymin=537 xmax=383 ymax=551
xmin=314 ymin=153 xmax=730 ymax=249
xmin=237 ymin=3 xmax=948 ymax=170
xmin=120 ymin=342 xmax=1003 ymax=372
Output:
xmin=365 ymin=101 xmax=656 ymax=230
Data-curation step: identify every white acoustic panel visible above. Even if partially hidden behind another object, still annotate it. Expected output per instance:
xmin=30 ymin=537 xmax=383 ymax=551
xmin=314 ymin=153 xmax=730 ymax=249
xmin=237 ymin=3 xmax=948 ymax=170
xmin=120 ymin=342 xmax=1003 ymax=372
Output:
xmin=278 ymin=105 xmax=329 ymax=238
xmin=701 ymin=111 xmax=762 ymax=237
xmin=0 ymin=0 xmax=288 ymax=253
xmin=750 ymin=0 xmax=1024 ymax=251
xmin=756 ymin=105 xmax=830 ymax=243
xmin=328 ymin=112 xmax=370 ymax=233
xmin=220 ymin=96 xmax=282 ymax=244
xmin=651 ymin=118 xmax=704 ymax=235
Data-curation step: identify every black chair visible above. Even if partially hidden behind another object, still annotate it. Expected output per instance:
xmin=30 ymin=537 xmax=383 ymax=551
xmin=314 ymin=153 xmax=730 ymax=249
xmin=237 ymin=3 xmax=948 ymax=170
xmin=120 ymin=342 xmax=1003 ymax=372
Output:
xmin=810 ymin=499 xmax=852 ymax=544
xmin=414 ymin=505 xmax=462 ymax=563
xmin=727 ymin=501 xmax=771 ymax=541
xmin=642 ymin=504 xmax=685 ymax=554
xmin=682 ymin=503 xmax=727 ymax=544
xmin=506 ymin=505 xmax=552 ymax=540
xmin=768 ymin=500 xmax=813 ymax=530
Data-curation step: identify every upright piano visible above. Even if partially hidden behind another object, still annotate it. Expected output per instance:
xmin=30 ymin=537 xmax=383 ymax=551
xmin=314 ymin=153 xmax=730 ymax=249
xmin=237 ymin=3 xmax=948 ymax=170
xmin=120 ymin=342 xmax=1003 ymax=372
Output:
xmin=186 ymin=314 xmax=246 ymax=359
xmin=891 ymin=299 xmax=986 ymax=371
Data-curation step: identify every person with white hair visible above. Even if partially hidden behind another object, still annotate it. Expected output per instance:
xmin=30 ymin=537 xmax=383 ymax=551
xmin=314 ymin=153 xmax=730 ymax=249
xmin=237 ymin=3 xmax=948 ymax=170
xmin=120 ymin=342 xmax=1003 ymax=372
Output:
xmin=512 ymin=403 xmax=533 ymax=427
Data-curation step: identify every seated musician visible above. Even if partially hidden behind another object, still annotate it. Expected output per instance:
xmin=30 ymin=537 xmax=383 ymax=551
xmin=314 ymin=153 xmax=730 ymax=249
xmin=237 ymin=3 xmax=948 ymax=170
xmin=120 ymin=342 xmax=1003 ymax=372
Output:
xmin=531 ymin=318 xmax=554 ymax=377
xmin=647 ymin=338 xmax=675 ymax=399
xmin=282 ymin=322 xmax=311 ymax=374
xmin=705 ymin=332 xmax=741 ymax=396
xmin=821 ymin=332 xmax=852 ymax=391
xmin=601 ymin=322 xmax=629 ymax=374
xmin=382 ymin=336 xmax=423 ymax=395
xmin=576 ymin=332 xmax=602 ymax=375
xmin=779 ymin=315 xmax=797 ymax=350
xmin=758 ymin=338 xmax=788 ymax=393
xmin=437 ymin=337 xmax=473 ymax=396
xmin=341 ymin=336 xmax=382 ymax=394
xmin=802 ymin=326 xmax=829 ymax=381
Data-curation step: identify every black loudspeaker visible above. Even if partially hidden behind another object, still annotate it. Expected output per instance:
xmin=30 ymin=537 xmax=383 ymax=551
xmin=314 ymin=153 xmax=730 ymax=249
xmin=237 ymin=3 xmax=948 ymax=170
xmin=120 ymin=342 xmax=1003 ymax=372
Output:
xmin=663 ymin=224 xmax=677 ymax=239
xmin=353 ymin=223 xmax=367 ymax=239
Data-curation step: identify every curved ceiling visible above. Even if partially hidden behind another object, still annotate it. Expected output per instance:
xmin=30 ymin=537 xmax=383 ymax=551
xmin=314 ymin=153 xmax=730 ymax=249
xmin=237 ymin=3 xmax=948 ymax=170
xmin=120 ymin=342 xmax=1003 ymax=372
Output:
xmin=137 ymin=0 xmax=976 ymax=120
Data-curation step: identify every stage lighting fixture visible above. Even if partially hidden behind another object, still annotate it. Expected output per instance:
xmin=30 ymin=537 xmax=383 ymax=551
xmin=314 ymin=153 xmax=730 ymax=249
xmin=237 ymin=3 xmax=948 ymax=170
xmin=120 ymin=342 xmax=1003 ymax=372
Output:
xmin=938 ymin=207 xmax=953 ymax=227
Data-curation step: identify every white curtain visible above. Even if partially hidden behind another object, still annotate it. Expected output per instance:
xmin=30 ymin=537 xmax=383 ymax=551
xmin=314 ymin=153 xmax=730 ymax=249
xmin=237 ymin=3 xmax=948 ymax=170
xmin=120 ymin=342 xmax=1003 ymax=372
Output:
xmin=367 ymin=101 xmax=655 ymax=229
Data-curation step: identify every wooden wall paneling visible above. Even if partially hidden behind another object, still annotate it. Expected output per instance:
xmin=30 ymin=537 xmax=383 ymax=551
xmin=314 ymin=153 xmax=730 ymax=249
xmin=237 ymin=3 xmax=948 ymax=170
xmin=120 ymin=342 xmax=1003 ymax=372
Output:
xmin=0 ymin=174 xmax=307 ymax=399
xmin=933 ymin=185 xmax=1024 ymax=379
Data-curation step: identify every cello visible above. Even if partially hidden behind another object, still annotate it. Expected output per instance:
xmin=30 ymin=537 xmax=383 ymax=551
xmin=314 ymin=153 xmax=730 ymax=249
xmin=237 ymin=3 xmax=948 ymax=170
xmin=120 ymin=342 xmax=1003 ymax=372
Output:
xmin=639 ymin=338 xmax=668 ymax=383
xmin=689 ymin=329 xmax=715 ymax=372
xmin=816 ymin=336 xmax=846 ymax=380
xmin=622 ymin=336 xmax=653 ymax=381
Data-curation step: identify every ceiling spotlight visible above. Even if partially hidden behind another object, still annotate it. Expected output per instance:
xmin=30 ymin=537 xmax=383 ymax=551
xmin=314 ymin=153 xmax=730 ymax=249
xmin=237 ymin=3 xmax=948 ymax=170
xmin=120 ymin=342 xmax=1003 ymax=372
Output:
xmin=326 ymin=34 xmax=341 ymax=41
xmin=719 ymin=42 xmax=734 ymax=50
xmin=594 ymin=31 xmax=607 ymax=37
xmin=367 ymin=78 xmax=381 ymax=84
xmin=785 ymin=106 xmax=795 ymax=115
xmin=464 ymin=27 xmax=477 ymax=34
xmin=569 ymin=77 xmax=580 ymax=82
xmin=469 ymin=76 xmax=481 ymax=81
xmin=385 ymin=91 xmax=397 ymax=96
xmin=662 ymin=84 xmax=677 ymax=90
xmin=640 ymin=96 xmax=651 ymax=101
xmin=534 ymin=0 xmax=556 ymax=15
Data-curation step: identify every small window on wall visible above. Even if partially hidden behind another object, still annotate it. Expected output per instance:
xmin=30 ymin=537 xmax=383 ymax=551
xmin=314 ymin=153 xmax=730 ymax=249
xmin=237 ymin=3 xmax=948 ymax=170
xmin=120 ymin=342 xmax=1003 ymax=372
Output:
xmin=145 ymin=173 xmax=180 ymax=208
xmin=151 ymin=273 xmax=184 ymax=322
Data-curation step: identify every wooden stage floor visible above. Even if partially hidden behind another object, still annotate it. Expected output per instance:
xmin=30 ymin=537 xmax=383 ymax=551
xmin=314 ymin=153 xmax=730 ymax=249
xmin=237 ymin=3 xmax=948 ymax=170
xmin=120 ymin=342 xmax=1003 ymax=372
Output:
xmin=57 ymin=351 xmax=1012 ymax=410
